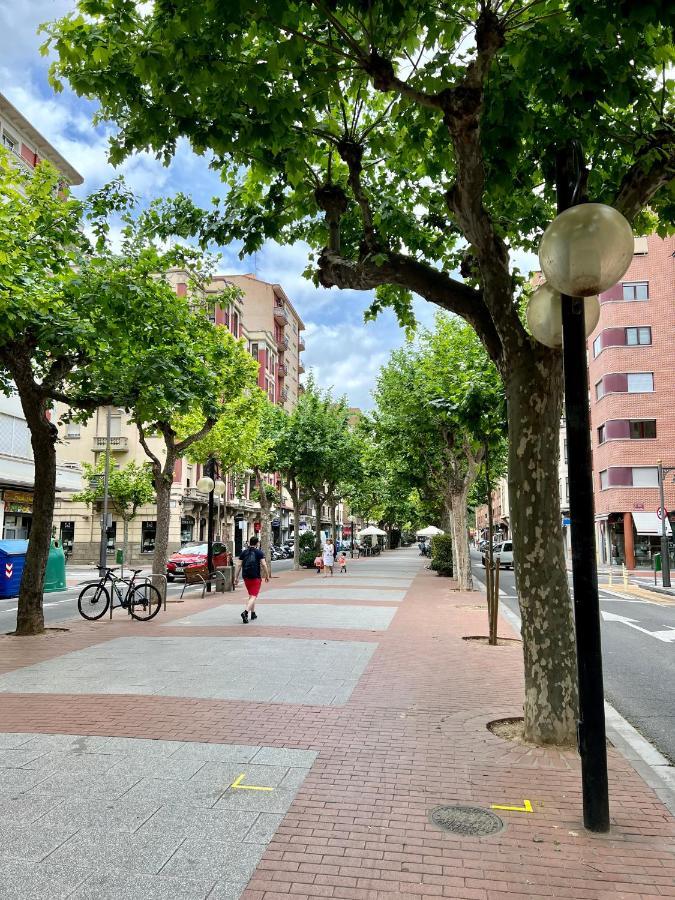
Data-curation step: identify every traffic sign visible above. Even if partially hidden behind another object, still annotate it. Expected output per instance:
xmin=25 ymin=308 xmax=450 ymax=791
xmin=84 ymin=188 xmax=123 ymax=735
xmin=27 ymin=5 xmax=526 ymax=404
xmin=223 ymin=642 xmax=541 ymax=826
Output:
xmin=657 ymin=507 xmax=665 ymax=519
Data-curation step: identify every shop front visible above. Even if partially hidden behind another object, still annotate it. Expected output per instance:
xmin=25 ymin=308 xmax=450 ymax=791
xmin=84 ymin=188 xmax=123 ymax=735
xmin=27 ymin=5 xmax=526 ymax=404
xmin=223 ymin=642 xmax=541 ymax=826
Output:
xmin=600 ymin=511 xmax=673 ymax=569
xmin=2 ymin=489 xmax=33 ymax=539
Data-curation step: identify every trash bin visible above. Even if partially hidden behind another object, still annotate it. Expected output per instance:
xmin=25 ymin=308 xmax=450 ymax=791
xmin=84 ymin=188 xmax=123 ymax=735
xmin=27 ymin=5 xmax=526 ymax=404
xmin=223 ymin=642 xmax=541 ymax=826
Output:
xmin=44 ymin=539 xmax=67 ymax=593
xmin=654 ymin=553 xmax=662 ymax=573
xmin=0 ymin=540 xmax=29 ymax=598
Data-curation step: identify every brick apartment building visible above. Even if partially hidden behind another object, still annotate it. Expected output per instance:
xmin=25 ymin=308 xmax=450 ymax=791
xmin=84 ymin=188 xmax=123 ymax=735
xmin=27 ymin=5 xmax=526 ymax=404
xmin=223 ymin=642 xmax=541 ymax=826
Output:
xmin=588 ymin=234 xmax=675 ymax=570
xmin=0 ymin=92 xmax=84 ymax=541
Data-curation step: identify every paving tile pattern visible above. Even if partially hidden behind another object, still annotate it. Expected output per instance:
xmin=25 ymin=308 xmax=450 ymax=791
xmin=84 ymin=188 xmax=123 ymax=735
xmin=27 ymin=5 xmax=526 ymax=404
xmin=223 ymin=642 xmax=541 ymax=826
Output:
xmin=0 ymin=552 xmax=674 ymax=899
xmin=165 ymin=604 xmax=397 ymax=631
xmin=0 ymin=734 xmax=314 ymax=899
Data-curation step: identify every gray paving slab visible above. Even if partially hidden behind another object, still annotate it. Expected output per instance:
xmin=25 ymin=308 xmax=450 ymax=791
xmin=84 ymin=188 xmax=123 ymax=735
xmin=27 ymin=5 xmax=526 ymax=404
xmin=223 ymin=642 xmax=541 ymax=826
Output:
xmin=0 ymin=733 xmax=34 ymax=749
xmin=0 ymin=734 xmax=314 ymax=900
xmin=46 ymin=828 xmax=187 ymax=876
xmin=166 ymin=603 xmax=397 ymax=630
xmin=0 ymin=637 xmax=375 ymax=707
xmin=38 ymin=797 xmax=162 ymax=833
xmin=0 ymin=822 xmax=77 ymax=863
xmin=160 ymin=838 xmax=266 ymax=883
xmin=0 ymin=748 xmax=47 ymax=768
xmin=0 ymin=858 xmax=90 ymax=899
xmin=22 ymin=751 xmax=120 ymax=776
xmin=261 ymin=587 xmax=405 ymax=602
xmin=69 ymin=872 xmax=216 ymax=900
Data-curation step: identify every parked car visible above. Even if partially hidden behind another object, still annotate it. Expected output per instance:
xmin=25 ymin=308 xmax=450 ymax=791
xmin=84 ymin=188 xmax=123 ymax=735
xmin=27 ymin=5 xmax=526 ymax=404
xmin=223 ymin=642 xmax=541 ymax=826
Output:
xmin=166 ymin=542 xmax=229 ymax=581
xmin=481 ymin=540 xmax=514 ymax=570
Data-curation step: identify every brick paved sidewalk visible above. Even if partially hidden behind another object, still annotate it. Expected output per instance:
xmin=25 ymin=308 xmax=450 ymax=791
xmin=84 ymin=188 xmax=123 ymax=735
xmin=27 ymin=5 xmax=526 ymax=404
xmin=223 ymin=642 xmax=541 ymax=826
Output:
xmin=0 ymin=550 xmax=673 ymax=899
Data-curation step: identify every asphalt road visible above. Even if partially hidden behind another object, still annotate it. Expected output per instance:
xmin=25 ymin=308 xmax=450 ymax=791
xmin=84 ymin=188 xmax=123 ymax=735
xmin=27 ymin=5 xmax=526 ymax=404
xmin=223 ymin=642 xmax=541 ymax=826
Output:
xmin=470 ymin=551 xmax=675 ymax=764
xmin=0 ymin=557 xmax=297 ymax=634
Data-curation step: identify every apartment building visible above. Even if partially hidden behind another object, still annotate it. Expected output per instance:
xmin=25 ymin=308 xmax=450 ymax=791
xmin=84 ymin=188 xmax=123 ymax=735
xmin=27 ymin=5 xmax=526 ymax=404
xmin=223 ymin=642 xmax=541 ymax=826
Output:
xmin=52 ymin=271 xmax=309 ymax=562
xmin=226 ymin=274 xmax=306 ymax=411
xmin=0 ymin=93 xmax=84 ymax=541
xmin=588 ymin=234 xmax=675 ymax=569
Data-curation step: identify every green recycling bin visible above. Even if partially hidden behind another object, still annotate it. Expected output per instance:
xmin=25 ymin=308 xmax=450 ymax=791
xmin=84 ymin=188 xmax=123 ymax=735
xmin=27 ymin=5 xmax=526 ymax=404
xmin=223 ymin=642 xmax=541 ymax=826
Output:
xmin=116 ymin=548 xmax=124 ymax=565
xmin=44 ymin=539 xmax=67 ymax=593
xmin=654 ymin=553 xmax=662 ymax=573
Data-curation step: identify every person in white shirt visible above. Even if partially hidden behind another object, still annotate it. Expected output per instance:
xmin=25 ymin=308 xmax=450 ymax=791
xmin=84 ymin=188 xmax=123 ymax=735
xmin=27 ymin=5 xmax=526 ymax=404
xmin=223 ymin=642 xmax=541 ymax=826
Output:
xmin=322 ymin=538 xmax=335 ymax=577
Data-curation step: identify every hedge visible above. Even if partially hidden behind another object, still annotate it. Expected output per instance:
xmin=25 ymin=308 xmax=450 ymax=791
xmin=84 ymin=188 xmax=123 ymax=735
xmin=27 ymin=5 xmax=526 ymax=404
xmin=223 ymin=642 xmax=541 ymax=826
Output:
xmin=431 ymin=533 xmax=453 ymax=576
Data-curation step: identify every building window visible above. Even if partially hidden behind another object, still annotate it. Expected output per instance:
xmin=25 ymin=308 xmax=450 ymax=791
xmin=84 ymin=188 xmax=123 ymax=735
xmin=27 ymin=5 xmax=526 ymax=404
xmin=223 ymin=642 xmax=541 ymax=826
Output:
xmin=600 ymin=469 xmax=609 ymax=490
xmin=565 ymin=477 xmax=569 ymax=501
xmin=629 ymin=420 xmax=656 ymax=439
xmin=627 ymin=372 xmax=654 ymax=392
xmin=595 ymin=380 xmax=605 ymax=400
xmin=250 ymin=342 xmax=258 ymax=360
xmin=597 ymin=425 xmax=605 ymax=445
xmin=59 ymin=521 xmax=75 ymax=553
xmin=593 ymin=335 xmax=602 ymax=357
xmin=207 ymin=303 xmax=216 ymax=323
xmin=2 ymin=131 xmax=17 ymax=152
xmin=141 ymin=521 xmax=157 ymax=553
xmin=65 ymin=422 xmax=81 ymax=438
xmin=625 ymin=326 xmax=651 ymax=346
xmin=563 ymin=440 xmax=567 ymax=463
xmin=622 ymin=282 xmax=649 ymax=301
xmin=632 ymin=467 xmax=659 ymax=487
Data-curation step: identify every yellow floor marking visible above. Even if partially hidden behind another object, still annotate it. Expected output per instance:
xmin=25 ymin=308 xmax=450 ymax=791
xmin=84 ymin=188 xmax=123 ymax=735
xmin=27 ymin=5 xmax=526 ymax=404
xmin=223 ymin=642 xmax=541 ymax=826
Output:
xmin=230 ymin=773 xmax=274 ymax=792
xmin=491 ymin=799 xmax=533 ymax=813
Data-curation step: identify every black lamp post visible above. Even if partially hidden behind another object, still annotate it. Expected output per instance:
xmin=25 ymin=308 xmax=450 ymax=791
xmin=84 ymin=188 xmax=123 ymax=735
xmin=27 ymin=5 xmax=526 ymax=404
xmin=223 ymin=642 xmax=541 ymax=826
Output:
xmin=350 ymin=515 xmax=355 ymax=558
xmin=197 ymin=457 xmax=225 ymax=593
xmin=658 ymin=463 xmax=674 ymax=588
xmin=535 ymin=143 xmax=633 ymax=833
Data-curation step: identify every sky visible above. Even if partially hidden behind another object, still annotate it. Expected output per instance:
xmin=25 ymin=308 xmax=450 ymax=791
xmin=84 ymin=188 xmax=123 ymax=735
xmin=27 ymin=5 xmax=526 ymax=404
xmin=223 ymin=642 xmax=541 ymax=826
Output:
xmin=0 ymin=0 xmax=537 ymax=410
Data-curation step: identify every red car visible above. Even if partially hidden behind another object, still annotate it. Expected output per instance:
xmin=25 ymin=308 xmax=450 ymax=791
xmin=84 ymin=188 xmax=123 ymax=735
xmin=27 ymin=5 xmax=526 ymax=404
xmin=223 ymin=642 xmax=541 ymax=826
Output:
xmin=166 ymin=542 xmax=230 ymax=581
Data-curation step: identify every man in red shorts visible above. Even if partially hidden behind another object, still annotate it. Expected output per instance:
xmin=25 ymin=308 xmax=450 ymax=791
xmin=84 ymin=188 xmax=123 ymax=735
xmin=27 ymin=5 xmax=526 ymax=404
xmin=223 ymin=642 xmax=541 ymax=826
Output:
xmin=234 ymin=535 xmax=269 ymax=623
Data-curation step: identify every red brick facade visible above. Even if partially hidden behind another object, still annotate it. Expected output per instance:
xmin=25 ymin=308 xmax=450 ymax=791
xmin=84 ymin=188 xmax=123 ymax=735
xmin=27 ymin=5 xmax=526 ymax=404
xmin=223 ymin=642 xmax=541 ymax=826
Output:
xmin=587 ymin=234 xmax=675 ymax=568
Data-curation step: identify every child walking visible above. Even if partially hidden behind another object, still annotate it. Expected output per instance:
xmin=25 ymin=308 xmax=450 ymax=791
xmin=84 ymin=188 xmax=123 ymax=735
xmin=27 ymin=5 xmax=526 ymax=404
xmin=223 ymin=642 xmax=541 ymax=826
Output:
xmin=337 ymin=551 xmax=347 ymax=574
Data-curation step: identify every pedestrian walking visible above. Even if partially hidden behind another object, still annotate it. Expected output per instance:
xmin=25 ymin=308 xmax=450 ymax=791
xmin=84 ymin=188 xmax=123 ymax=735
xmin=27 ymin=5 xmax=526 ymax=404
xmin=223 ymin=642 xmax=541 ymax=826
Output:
xmin=322 ymin=538 xmax=335 ymax=577
xmin=314 ymin=554 xmax=324 ymax=575
xmin=337 ymin=551 xmax=347 ymax=574
xmin=234 ymin=536 xmax=269 ymax=624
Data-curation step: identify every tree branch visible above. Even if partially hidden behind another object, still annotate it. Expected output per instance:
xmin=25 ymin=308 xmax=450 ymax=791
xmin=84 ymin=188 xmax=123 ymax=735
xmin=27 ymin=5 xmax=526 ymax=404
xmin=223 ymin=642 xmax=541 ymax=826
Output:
xmin=174 ymin=417 xmax=217 ymax=454
xmin=613 ymin=125 xmax=675 ymax=223
xmin=136 ymin=422 xmax=161 ymax=472
xmin=318 ymin=247 xmax=503 ymax=363
xmin=337 ymin=139 xmax=380 ymax=250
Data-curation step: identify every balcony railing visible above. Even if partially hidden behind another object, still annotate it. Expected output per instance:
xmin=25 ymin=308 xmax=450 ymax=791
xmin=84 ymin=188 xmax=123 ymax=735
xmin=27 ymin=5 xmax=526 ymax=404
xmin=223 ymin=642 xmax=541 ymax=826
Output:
xmin=276 ymin=333 xmax=289 ymax=351
xmin=278 ymin=363 xmax=287 ymax=377
xmin=298 ymin=336 xmax=306 ymax=350
xmin=184 ymin=486 xmax=209 ymax=503
xmin=273 ymin=303 xmax=287 ymax=323
xmin=298 ymin=360 xmax=305 ymax=374
xmin=93 ymin=436 xmax=128 ymax=452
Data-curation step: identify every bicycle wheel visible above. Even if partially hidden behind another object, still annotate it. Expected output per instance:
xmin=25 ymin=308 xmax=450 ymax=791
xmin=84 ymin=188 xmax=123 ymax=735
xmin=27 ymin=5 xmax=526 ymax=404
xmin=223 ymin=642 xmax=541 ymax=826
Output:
xmin=129 ymin=582 xmax=163 ymax=621
xmin=78 ymin=583 xmax=111 ymax=621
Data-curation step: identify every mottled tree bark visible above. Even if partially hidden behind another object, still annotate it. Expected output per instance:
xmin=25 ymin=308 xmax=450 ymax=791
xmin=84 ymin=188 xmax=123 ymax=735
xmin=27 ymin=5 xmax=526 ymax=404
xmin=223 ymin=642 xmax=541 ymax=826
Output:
xmin=505 ymin=350 xmax=578 ymax=745
xmin=449 ymin=485 xmax=472 ymax=591
xmin=11 ymin=361 xmax=55 ymax=635
xmin=254 ymin=467 xmax=272 ymax=571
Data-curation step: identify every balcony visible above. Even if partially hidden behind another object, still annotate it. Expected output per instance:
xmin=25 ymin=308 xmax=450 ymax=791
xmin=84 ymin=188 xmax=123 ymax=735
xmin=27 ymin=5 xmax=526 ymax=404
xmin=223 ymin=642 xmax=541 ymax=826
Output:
xmin=93 ymin=436 xmax=128 ymax=452
xmin=276 ymin=333 xmax=289 ymax=351
xmin=280 ymin=387 xmax=289 ymax=402
xmin=278 ymin=363 xmax=287 ymax=377
xmin=298 ymin=360 xmax=305 ymax=374
xmin=298 ymin=336 xmax=305 ymax=351
xmin=184 ymin=486 xmax=209 ymax=503
xmin=273 ymin=303 xmax=287 ymax=324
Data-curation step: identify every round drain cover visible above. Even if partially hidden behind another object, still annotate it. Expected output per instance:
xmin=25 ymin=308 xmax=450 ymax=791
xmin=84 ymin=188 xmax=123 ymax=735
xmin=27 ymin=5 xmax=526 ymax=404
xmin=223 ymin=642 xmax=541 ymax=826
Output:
xmin=429 ymin=805 xmax=504 ymax=836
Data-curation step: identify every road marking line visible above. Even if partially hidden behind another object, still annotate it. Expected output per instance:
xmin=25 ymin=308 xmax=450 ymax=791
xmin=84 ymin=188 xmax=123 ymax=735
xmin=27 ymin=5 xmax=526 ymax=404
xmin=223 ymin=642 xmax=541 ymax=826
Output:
xmin=601 ymin=611 xmax=675 ymax=643
xmin=491 ymin=799 xmax=533 ymax=813
xmin=230 ymin=773 xmax=274 ymax=792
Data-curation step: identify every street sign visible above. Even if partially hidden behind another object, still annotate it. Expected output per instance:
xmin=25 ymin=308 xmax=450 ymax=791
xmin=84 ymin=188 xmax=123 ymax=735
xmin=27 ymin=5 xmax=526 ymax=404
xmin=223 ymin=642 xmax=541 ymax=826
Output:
xmin=657 ymin=507 xmax=665 ymax=520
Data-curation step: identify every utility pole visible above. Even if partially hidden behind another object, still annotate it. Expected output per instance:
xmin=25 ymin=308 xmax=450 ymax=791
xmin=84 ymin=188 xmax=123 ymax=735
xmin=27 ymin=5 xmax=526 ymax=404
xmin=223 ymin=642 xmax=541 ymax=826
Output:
xmin=658 ymin=462 xmax=671 ymax=588
xmin=206 ymin=457 xmax=215 ymax=592
xmin=98 ymin=406 xmax=112 ymax=571
xmin=557 ymin=145 xmax=610 ymax=833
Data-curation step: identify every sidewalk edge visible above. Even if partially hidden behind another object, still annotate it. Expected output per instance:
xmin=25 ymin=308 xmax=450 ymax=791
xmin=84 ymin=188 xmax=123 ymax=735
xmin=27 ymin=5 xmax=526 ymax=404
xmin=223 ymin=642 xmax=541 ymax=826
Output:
xmin=497 ymin=600 xmax=675 ymax=818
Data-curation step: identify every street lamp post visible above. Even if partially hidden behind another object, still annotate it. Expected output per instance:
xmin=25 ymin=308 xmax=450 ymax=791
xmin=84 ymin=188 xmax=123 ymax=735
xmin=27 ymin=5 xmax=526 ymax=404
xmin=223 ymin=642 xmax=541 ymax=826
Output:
xmin=658 ymin=462 xmax=673 ymax=588
xmin=350 ymin=515 xmax=355 ymax=558
xmin=196 ymin=458 xmax=225 ymax=593
xmin=98 ymin=406 xmax=112 ymax=572
xmin=533 ymin=144 xmax=634 ymax=833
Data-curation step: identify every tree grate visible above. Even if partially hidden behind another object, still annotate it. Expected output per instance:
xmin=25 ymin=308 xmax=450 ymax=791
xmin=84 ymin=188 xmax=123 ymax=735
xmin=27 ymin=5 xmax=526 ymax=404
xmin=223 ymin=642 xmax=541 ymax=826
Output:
xmin=428 ymin=804 xmax=504 ymax=836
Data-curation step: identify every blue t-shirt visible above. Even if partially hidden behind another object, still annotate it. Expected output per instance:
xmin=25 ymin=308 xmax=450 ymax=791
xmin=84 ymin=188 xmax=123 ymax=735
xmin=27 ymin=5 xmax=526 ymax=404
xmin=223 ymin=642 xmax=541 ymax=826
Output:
xmin=239 ymin=547 xmax=265 ymax=579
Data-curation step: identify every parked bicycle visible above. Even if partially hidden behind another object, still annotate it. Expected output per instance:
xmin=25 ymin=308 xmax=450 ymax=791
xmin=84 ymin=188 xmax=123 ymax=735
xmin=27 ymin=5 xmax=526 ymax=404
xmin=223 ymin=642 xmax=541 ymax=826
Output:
xmin=78 ymin=566 xmax=162 ymax=622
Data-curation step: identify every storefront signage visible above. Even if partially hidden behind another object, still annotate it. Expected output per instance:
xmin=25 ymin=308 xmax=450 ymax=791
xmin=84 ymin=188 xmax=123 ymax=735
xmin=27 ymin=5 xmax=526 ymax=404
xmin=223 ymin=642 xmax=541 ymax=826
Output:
xmin=633 ymin=502 xmax=645 ymax=510
xmin=3 ymin=489 xmax=33 ymax=514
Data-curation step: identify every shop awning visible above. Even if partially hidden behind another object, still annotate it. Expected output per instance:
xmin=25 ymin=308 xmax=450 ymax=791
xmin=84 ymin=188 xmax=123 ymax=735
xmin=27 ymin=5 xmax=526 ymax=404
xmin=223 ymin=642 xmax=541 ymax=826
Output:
xmin=631 ymin=512 xmax=672 ymax=536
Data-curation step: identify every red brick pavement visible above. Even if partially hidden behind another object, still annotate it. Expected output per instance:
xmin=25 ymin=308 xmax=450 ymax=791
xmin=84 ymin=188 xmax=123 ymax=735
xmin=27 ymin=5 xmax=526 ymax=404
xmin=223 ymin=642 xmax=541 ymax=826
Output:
xmin=0 ymin=555 xmax=674 ymax=899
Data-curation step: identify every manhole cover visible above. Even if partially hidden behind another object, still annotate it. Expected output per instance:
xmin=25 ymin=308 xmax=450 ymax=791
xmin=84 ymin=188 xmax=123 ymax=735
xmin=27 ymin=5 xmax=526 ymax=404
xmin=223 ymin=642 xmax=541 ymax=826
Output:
xmin=429 ymin=804 xmax=504 ymax=836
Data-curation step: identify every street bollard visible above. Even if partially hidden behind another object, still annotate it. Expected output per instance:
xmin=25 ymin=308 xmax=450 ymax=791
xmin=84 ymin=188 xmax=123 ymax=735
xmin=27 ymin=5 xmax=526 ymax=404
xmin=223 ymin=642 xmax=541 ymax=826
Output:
xmin=622 ymin=565 xmax=628 ymax=589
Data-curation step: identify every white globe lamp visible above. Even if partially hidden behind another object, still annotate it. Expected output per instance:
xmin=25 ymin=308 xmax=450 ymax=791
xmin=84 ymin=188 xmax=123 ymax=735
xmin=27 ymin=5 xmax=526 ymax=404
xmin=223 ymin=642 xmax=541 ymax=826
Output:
xmin=196 ymin=475 xmax=214 ymax=493
xmin=539 ymin=203 xmax=634 ymax=297
xmin=213 ymin=479 xmax=226 ymax=497
xmin=526 ymin=282 xmax=600 ymax=349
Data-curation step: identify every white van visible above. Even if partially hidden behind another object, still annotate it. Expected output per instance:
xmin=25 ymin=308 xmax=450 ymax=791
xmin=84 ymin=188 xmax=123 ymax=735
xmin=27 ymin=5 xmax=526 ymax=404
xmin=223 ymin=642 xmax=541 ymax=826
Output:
xmin=482 ymin=540 xmax=514 ymax=569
